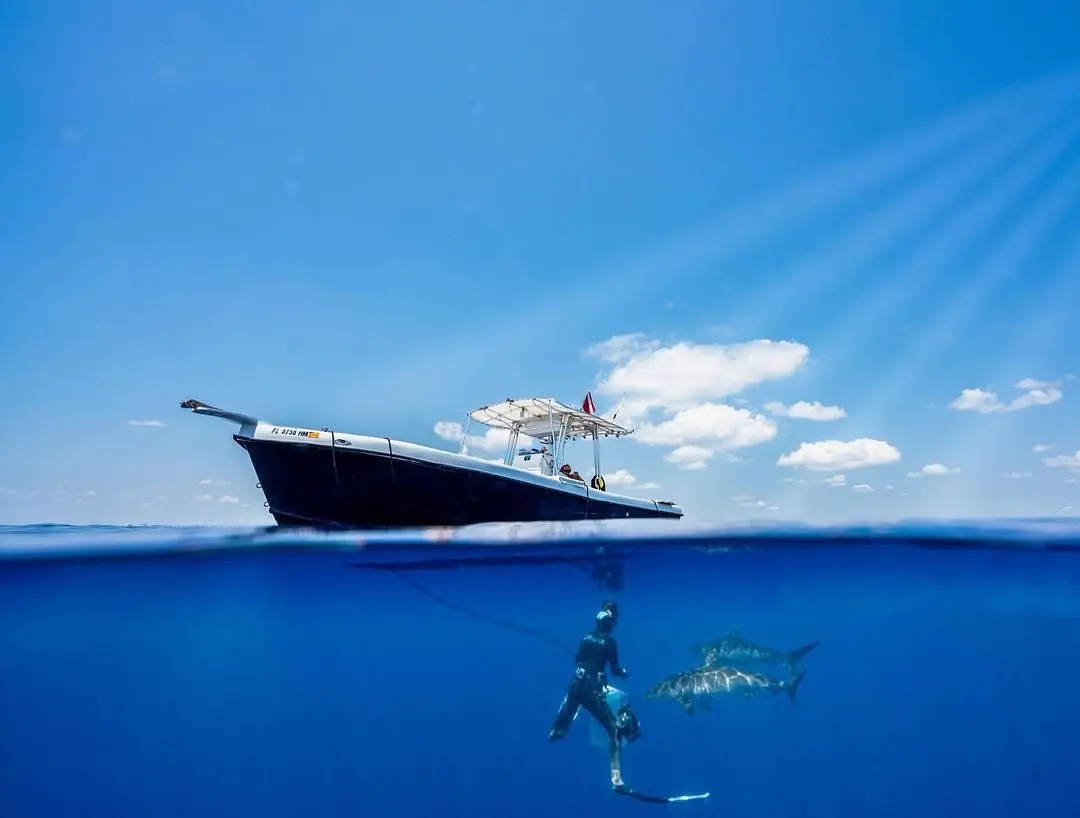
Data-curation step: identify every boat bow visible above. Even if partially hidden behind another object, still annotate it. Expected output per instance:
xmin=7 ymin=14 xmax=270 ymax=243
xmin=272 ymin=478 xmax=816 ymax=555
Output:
xmin=179 ymin=398 xmax=260 ymax=428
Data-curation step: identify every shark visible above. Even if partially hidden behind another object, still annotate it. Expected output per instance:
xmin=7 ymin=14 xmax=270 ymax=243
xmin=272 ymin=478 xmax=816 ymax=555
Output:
xmin=691 ymin=628 xmax=819 ymax=675
xmin=643 ymin=665 xmax=805 ymax=714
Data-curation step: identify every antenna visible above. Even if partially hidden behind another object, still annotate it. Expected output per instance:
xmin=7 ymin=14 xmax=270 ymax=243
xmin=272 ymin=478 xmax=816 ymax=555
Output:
xmin=611 ymin=393 xmax=627 ymax=420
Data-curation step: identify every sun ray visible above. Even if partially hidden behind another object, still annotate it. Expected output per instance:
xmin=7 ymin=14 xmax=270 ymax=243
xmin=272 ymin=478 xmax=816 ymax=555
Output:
xmin=941 ymin=222 xmax=1080 ymax=512
xmin=852 ymin=129 xmax=1080 ymax=431
xmin=779 ymin=115 xmax=1080 ymax=517
xmin=360 ymin=70 xmax=1080 ymax=404
xmin=793 ymin=113 xmax=1078 ymax=386
xmin=723 ymin=111 xmax=1072 ymax=340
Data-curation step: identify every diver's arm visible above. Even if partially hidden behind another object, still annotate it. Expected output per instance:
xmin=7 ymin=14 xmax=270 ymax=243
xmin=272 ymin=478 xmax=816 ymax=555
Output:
xmin=607 ymin=638 xmax=628 ymax=678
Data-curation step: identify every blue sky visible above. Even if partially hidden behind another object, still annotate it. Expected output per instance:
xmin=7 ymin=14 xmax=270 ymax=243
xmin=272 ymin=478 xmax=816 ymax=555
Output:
xmin=2 ymin=0 xmax=1080 ymax=526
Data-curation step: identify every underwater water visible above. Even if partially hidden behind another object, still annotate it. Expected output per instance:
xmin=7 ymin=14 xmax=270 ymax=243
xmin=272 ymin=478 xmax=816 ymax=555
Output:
xmin=2 ymin=519 xmax=1080 ymax=818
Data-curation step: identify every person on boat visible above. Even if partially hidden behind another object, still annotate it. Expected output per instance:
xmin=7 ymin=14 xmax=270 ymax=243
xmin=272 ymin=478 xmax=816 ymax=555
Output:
xmin=540 ymin=446 xmax=556 ymax=476
xmin=548 ymin=600 xmax=636 ymax=789
xmin=559 ymin=463 xmax=584 ymax=481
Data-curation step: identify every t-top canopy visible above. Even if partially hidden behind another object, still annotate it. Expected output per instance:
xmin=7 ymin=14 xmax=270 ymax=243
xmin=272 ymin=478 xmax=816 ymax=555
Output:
xmin=468 ymin=397 xmax=633 ymax=442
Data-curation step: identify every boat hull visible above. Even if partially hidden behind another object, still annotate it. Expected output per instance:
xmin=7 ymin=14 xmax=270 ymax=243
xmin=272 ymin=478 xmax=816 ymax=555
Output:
xmin=233 ymin=427 xmax=682 ymax=529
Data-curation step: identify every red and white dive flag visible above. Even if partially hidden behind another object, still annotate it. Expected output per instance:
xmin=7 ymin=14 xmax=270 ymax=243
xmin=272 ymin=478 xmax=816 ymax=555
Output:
xmin=582 ymin=391 xmax=596 ymax=414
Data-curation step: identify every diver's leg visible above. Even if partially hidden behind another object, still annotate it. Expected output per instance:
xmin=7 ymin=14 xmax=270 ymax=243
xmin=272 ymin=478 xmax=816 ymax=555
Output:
xmin=609 ymin=731 xmax=624 ymax=788
xmin=583 ymin=690 xmax=623 ymax=787
xmin=548 ymin=690 xmax=581 ymax=742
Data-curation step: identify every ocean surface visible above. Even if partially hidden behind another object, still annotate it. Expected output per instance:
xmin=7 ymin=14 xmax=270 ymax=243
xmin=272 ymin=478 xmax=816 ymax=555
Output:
xmin=2 ymin=518 xmax=1080 ymax=818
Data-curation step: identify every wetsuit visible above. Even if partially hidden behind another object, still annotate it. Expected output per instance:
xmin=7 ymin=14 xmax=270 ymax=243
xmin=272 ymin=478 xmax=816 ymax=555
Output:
xmin=548 ymin=626 xmax=628 ymax=783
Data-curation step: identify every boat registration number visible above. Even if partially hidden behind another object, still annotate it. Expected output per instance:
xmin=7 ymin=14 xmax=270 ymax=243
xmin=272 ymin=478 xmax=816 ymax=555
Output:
xmin=270 ymin=426 xmax=321 ymax=440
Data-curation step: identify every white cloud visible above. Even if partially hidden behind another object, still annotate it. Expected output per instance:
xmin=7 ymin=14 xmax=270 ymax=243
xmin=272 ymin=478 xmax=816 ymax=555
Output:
xmin=852 ymin=484 xmax=874 ymax=492
xmin=591 ymin=336 xmax=810 ymax=412
xmin=664 ymin=445 xmax=715 ymax=470
xmin=128 ymin=419 xmax=166 ymax=427
xmin=434 ymin=420 xmax=464 ymax=442
xmin=948 ymin=389 xmax=1001 ymax=413
xmin=637 ymin=403 xmax=777 ymax=451
xmin=1000 ymin=471 xmax=1032 ymax=479
xmin=1043 ymin=450 xmax=1080 ymax=469
xmin=883 ymin=484 xmax=895 ymax=490
xmin=604 ymin=469 xmax=637 ymax=487
xmin=733 ymin=494 xmax=779 ymax=511
xmin=1007 ymin=387 xmax=1062 ymax=411
xmin=777 ymin=439 xmax=901 ymax=471
xmin=584 ymin=333 xmax=661 ymax=364
xmin=907 ymin=463 xmax=960 ymax=477
xmin=825 ymin=474 xmax=847 ymax=488
xmin=1033 ymin=444 xmax=1053 ymax=452
xmin=781 ymin=476 xmax=807 ymax=484
xmin=199 ymin=478 xmax=231 ymax=486
xmin=1015 ymin=378 xmax=1058 ymax=390
xmin=764 ymin=400 xmax=847 ymax=421
xmin=434 ymin=420 xmax=511 ymax=454
xmin=948 ymin=378 xmax=1063 ymax=414
xmin=85 ymin=490 xmax=96 ymax=497
xmin=586 ymin=334 xmax=816 ymax=469
xmin=193 ymin=492 xmax=241 ymax=505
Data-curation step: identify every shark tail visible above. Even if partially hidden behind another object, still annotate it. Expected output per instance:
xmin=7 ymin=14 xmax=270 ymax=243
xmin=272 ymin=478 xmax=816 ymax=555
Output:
xmin=785 ymin=640 xmax=820 ymax=675
xmin=784 ymin=669 xmax=806 ymax=705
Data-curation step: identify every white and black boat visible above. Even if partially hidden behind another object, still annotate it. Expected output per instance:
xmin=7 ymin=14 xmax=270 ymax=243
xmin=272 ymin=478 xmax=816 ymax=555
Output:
xmin=180 ymin=396 xmax=683 ymax=529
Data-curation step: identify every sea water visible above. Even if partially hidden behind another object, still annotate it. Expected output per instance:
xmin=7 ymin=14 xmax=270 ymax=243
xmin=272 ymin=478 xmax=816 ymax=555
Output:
xmin=2 ymin=519 xmax=1079 ymax=818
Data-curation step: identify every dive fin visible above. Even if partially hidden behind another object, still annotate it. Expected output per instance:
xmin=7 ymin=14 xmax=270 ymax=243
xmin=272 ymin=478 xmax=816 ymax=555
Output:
xmin=615 ymin=785 xmax=710 ymax=805
xmin=785 ymin=640 xmax=820 ymax=674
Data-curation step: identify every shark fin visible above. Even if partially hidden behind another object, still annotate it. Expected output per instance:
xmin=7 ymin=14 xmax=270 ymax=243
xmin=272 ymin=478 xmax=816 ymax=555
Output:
xmin=678 ymin=695 xmax=694 ymax=715
xmin=785 ymin=640 xmax=820 ymax=675
xmin=785 ymin=669 xmax=806 ymax=705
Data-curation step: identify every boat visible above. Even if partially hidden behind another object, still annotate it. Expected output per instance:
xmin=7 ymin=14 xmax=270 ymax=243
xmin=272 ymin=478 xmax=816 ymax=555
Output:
xmin=179 ymin=395 xmax=684 ymax=529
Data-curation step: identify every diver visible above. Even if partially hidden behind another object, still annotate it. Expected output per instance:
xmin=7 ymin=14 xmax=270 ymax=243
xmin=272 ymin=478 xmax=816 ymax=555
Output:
xmin=548 ymin=600 xmax=640 ymax=789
